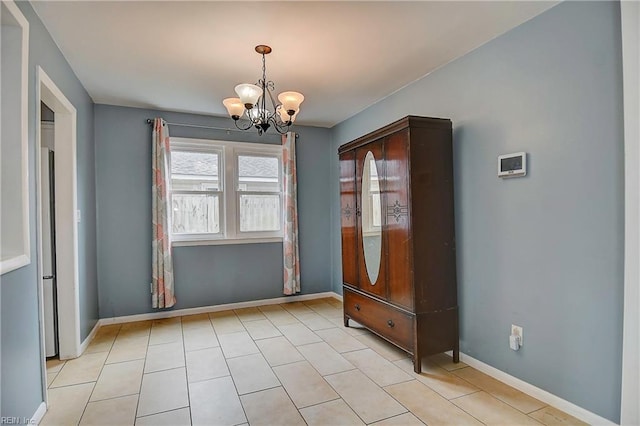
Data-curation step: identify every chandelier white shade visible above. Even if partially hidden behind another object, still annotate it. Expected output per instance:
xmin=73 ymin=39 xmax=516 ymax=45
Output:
xmin=278 ymin=91 xmax=305 ymax=115
xmin=235 ymin=83 xmax=263 ymax=108
xmin=222 ymin=98 xmax=245 ymax=118
xmin=223 ymin=45 xmax=303 ymax=135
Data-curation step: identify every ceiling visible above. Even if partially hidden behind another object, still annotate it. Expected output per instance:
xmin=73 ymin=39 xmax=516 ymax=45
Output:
xmin=31 ymin=1 xmax=557 ymax=128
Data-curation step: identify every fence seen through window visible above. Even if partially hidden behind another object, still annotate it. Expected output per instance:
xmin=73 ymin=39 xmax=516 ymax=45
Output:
xmin=169 ymin=140 xmax=283 ymax=241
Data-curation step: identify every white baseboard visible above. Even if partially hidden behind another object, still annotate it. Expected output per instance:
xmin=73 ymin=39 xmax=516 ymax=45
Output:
xmin=32 ymin=401 xmax=47 ymax=425
xmin=455 ymin=352 xmax=617 ymax=426
xmin=98 ymin=292 xmax=342 ymax=326
xmin=78 ymin=320 xmax=101 ymax=355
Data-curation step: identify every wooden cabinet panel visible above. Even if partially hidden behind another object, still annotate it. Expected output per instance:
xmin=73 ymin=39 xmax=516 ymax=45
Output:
xmin=355 ymin=141 xmax=387 ymax=299
xmin=409 ymin=127 xmax=457 ymax=312
xmin=339 ymin=151 xmax=358 ymax=288
xmin=384 ymin=130 xmax=414 ymax=310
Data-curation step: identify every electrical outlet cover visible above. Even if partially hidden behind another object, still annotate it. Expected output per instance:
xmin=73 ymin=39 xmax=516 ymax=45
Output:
xmin=511 ymin=324 xmax=523 ymax=346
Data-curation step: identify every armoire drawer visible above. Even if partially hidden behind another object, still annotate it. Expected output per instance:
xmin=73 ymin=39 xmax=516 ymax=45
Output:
xmin=344 ymin=288 xmax=414 ymax=351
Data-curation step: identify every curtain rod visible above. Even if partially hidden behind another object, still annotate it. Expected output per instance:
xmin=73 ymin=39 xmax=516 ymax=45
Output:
xmin=145 ymin=119 xmax=297 ymax=138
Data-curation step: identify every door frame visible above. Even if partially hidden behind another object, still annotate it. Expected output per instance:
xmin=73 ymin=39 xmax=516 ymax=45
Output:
xmin=36 ymin=66 xmax=80 ymax=405
xmin=620 ymin=1 xmax=640 ymax=425
xmin=621 ymin=2 xmax=640 ymax=424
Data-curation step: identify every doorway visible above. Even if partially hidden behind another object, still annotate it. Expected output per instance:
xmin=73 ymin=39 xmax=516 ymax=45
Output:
xmin=36 ymin=67 xmax=80 ymax=406
xmin=40 ymin=103 xmax=59 ymax=359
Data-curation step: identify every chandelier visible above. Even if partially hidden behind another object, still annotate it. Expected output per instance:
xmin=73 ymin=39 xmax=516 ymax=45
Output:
xmin=223 ymin=45 xmax=304 ymax=135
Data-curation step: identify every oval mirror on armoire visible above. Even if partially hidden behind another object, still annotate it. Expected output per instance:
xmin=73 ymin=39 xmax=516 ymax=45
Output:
xmin=361 ymin=150 xmax=382 ymax=285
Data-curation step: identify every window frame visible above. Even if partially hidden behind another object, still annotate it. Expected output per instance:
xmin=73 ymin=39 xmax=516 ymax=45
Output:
xmin=170 ymin=137 xmax=284 ymax=246
xmin=170 ymin=141 xmax=224 ymax=242
xmin=1 ymin=0 xmax=30 ymax=275
xmin=234 ymin=149 xmax=283 ymax=238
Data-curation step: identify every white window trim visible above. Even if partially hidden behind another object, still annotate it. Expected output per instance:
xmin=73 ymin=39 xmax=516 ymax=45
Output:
xmin=173 ymin=237 xmax=282 ymax=247
xmin=1 ymin=0 xmax=30 ymax=275
xmin=170 ymin=137 xmax=284 ymax=245
xmin=170 ymin=143 xmax=225 ymax=241
xmin=234 ymin=148 xmax=283 ymax=239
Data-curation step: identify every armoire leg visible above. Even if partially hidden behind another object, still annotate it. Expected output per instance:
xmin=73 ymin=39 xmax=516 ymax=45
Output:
xmin=453 ymin=347 xmax=460 ymax=363
xmin=413 ymin=351 xmax=422 ymax=374
xmin=344 ymin=316 xmax=349 ymax=328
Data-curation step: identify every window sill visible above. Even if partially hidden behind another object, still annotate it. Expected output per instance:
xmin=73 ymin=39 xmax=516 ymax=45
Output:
xmin=1 ymin=253 xmax=30 ymax=275
xmin=173 ymin=237 xmax=283 ymax=247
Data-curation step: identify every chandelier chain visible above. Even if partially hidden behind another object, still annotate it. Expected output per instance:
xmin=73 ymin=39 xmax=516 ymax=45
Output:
xmin=260 ymin=52 xmax=268 ymax=122
xmin=262 ymin=52 xmax=267 ymax=84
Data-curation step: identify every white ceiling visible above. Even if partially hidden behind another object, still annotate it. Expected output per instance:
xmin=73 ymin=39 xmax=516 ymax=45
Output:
xmin=31 ymin=1 xmax=557 ymax=128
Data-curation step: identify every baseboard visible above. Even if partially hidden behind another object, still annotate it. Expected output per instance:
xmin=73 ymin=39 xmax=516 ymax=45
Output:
xmin=99 ymin=291 xmax=342 ymax=326
xmin=32 ymin=401 xmax=47 ymax=425
xmin=455 ymin=352 xmax=617 ymax=426
xmin=78 ymin=320 xmax=101 ymax=355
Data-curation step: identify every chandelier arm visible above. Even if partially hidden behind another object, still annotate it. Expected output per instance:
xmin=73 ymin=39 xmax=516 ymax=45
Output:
xmin=265 ymin=83 xmax=280 ymax=121
xmin=271 ymin=116 xmax=291 ymax=135
xmin=234 ymin=119 xmax=254 ymax=131
xmin=255 ymin=80 xmax=264 ymax=123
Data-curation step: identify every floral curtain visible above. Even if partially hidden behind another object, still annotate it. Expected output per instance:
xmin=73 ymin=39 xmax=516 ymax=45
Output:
xmin=152 ymin=118 xmax=176 ymax=308
xmin=282 ymin=131 xmax=301 ymax=295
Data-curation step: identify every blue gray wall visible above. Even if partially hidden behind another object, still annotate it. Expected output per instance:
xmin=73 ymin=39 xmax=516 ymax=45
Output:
xmin=0 ymin=0 xmax=626 ymax=422
xmin=95 ymin=105 xmax=332 ymax=318
xmin=1 ymin=1 xmax=98 ymax=419
xmin=330 ymin=2 xmax=623 ymax=422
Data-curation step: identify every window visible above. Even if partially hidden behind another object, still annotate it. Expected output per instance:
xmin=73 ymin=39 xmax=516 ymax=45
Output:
xmin=170 ymin=138 xmax=283 ymax=244
xmin=237 ymin=154 xmax=281 ymax=233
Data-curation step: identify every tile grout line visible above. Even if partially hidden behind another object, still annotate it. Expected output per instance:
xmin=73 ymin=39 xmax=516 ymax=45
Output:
xmin=177 ymin=317 xmax=194 ymax=426
xmin=74 ymin=382 xmax=97 ymax=425
xmin=279 ymin=313 xmax=373 ymax=426
xmin=321 ymin=372 xmax=372 ymax=425
xmin=219 ymin=332 xmax=250 ymax=425
xmin=80 ymin=390 xmax=141 ymax=404
xmin=132 ymin=323 xmax=151 ymax=423
xmin=364 ymin=411 xmax=416 ymax=426
xmin=252 ymin=306 xmax=345 ymax=424
xmin=56 ymin=329 xmax=119 ymax=425
xmin=210 ymin=310 xmax=283 ymax=422
xmin=448 ymin=367 xmax=550 ymax=416
xmin=261 ymin=313 xmax=323 ymax=416
xmin=76 ymin=353 xmax=108 ymax=424
xmin=398 ymin=360 xmax=485 ymax=404
xmin=134 ymin=406 xmax=189 ymax=422
xmin=323 ymin=323 xmax=471 ymax=426
xmin=449 ymin=390 xmax=517 ymax=426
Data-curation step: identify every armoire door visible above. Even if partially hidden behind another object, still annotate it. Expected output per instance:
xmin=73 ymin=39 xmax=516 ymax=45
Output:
xmin=355 ymin=140 xmax=387 ymax=299
xmin=384 ymin=130 xmax=414 ymax=310
xmin=339 ymin=151 xmax=358 ymax=288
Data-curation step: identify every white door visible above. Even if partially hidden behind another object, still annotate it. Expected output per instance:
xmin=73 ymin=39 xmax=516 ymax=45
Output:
xmin=40 ymin=147 xmax=57 ymax=357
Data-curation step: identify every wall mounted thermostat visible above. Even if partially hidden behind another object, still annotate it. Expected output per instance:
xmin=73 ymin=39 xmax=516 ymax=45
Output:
xmin=498 ymin=152 xmax=527 ymax=178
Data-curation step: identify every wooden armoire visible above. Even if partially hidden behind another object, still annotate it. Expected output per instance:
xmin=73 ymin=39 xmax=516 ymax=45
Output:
xmin=339 ymin=115 xmax=459 ymax=373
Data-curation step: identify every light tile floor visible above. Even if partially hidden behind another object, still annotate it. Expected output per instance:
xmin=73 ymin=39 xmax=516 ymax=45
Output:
xmin=43 ymin=298 xmax=586 ymax=426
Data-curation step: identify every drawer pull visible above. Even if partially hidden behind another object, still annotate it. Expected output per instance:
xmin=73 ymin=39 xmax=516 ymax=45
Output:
xmin=355 ymin=304 xmax=361 ymax=311
xmin=387 ymin=319 xmax=395 ymax=328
